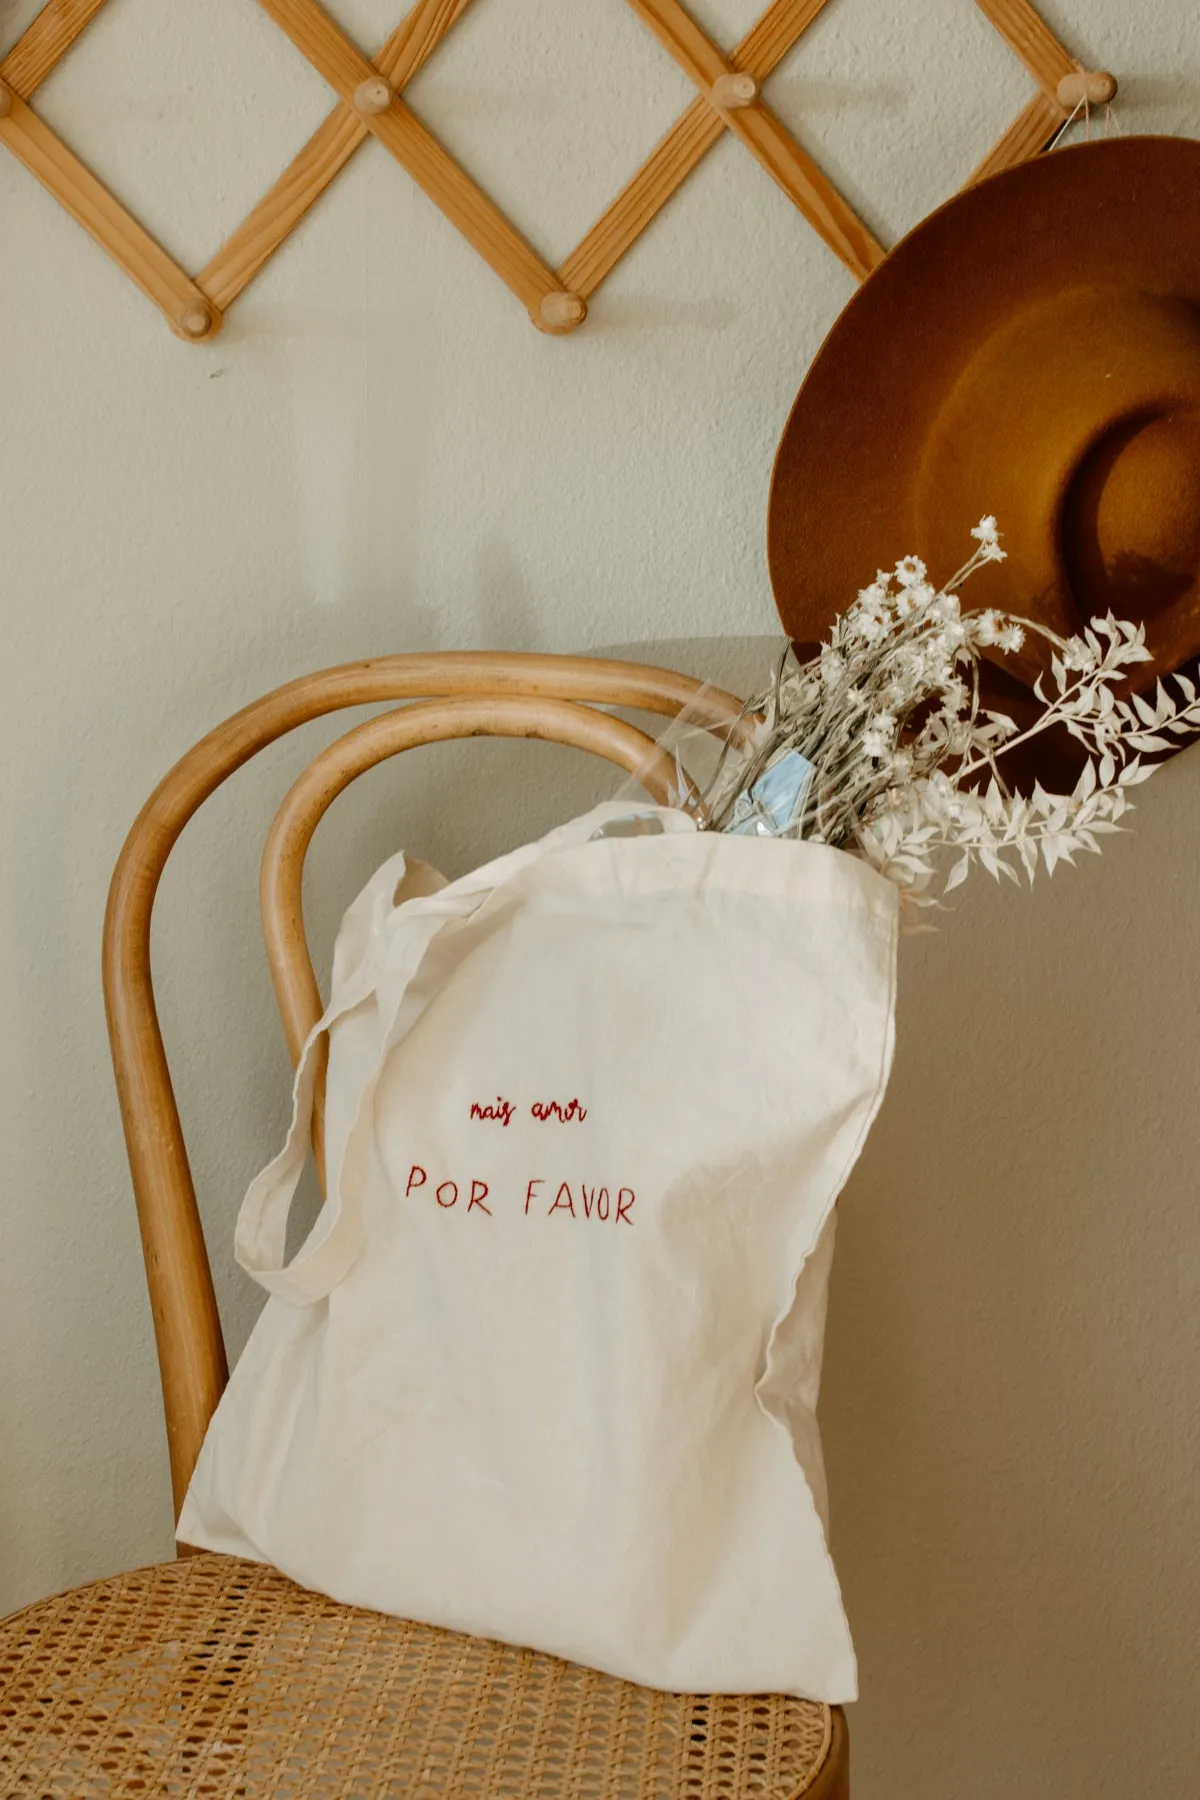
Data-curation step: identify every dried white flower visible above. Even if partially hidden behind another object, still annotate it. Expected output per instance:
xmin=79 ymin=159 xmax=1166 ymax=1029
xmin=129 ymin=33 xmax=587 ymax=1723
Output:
xmin=854 ymin=610 xmax=888 ymax=644
xmin=969 ymin=516 xmax=1007 ymax=561
xmin=1062 ymin=637 xmax=1096 ymax=672
xmin=687 ymin=519 xmax=1187 ymax=906
xmin=820 ymin=646 xmax=845 ymax=688
xmin=895 ymin=555 xmax=927 ymax=590
xmin=856 ymin=580 xmax=890 ymax=609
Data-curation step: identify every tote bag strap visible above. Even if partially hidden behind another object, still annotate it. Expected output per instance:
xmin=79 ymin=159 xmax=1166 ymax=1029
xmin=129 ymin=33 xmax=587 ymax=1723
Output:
xmin=234 ymin=805 xmax=690 ymax=1305
xmin=234 ymin=874 xmax=491 ymax=1305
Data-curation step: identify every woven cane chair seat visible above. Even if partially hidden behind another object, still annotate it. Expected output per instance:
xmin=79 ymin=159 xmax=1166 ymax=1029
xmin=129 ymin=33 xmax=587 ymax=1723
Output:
xmin=0 ymin=1553 xmax=837 ymax=1799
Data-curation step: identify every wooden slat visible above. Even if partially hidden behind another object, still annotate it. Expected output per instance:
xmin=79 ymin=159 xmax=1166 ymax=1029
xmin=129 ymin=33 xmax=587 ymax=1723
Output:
xmin=376 ymin=0 xmax=476 ymax=80
xmin=740 ymin=0 xmax=836 ymax=71
xmin=561 ymin=0 xmax=837 ymax=297
xmin=723 ymin=104 xmax=883 ymax=279
xmin=254 ymin=0 xmax=566 ymax=314
xmin=561 ymin=97 xmax=722 ymax=296
xmin=202 ymin=0 xmax=478 ymax=313
xmin=621 ymin=0 xmax=883 ymax=281
xmin=0 ymin=94 xmax=221 ymax=336
xmin=368 ymin=100 xmax=560 ymax=310
xmin=966 ymin=88 xmax=1065 ymax=186
xmin=0 ymin=0 xmax=109 ymax=98
xmin=972 ymin=0 xmax=1076 ymax=94
xmin=200 ymin=110 xmax=365 ymax=311
xmin=625 ymin=0 xmax=730 ymax=86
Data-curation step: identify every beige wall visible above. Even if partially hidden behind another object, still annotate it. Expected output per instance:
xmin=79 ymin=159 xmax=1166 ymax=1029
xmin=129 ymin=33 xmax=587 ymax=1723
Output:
xmin=2 ymin=0 xmax=1197 ymax=1792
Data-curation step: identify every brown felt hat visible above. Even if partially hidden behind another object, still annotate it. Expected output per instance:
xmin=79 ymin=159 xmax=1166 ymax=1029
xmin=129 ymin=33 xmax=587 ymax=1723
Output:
xmin=768 ymin=136 xmax=1200 ymax=703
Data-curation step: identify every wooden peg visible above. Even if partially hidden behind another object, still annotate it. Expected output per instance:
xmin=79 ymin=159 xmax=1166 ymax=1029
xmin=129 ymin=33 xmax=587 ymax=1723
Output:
xmin=1056 ymin=69 xmax=1118 ymax=109
xmin=178 ymin=301 xmax=216 ymax=341
xmin=0 ymin=80 xmax=13 ymax=119
xmin=353 ymin=76 xmax=394 ymax=117
xmin=710 ymin=72 xmax=758 ymax=110
xmin=537 ymin=291 xmax=587 ymax=333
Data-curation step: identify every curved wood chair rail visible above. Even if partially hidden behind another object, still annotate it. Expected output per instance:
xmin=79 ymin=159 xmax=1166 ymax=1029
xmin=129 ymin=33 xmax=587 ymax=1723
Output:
xmin=260 ymin=694 xmax=691 ymax=1187
xmin=101 ymin=653 xmax=746 ymax=1517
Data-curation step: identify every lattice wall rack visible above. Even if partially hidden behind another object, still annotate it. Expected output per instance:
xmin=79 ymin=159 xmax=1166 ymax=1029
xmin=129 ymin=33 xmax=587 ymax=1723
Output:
xmin=0 ymin=0 xmax=1116 ymax=341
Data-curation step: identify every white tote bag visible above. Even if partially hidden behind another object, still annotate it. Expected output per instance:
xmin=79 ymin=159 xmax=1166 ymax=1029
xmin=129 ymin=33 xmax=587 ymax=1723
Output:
xmin=179 ymin=802 xmax=899 ymax=1702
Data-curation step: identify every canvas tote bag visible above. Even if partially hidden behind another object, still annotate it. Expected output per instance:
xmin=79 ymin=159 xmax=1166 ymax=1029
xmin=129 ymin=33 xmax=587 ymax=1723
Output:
xmin=179 ymin=802 xmax=899 ymax=1702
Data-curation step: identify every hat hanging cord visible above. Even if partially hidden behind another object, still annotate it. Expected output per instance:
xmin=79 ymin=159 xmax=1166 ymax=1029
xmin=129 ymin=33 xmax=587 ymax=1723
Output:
xmin=1046 ymin=88 xmax=1120 ymax=156
xmin=1047 ymin=94 xmax=1097 ymax=154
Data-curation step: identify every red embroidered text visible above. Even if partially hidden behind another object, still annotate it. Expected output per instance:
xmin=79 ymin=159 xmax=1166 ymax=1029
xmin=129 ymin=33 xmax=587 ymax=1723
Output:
xmin=470 ymin=1097 xmax=515 ymax=1127
xmin=405 ymin=1167 xmax=634 ymax=1226
xmin=406 ymin=1165 xmax=492 ymax=1215
xmin=528 ymin=1179 xmax=634 ymax=1224
xmin=531 ymin=1099 xmax=588 ymax=1123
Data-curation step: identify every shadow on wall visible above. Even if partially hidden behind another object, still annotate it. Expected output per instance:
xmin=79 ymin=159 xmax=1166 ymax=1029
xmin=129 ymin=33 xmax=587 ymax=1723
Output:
xmin=603 ymin=637 xmax=1200 ymax=1799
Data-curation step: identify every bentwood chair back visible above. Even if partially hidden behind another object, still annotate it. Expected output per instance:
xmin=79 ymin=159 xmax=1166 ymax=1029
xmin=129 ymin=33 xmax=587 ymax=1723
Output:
xmin=0 ymin=653 xmax=849 ymax=1800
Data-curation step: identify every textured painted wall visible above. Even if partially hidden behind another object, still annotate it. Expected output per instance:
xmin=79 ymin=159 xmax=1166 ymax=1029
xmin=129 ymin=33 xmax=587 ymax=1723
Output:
xmin=1 ymin=0 xmax=1197 ymax=1793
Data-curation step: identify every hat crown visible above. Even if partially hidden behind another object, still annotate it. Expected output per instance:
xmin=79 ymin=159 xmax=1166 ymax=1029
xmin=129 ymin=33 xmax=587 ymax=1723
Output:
xmin=915 ymin=283 xmax=1200 ymax=681
xmin=1067 ymin=410 xmax=1200 ymax=622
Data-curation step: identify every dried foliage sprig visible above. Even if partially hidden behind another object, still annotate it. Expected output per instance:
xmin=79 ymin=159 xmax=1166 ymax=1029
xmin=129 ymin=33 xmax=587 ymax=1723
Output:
xmin=694 ymin=520 xmax=1200 ymax=901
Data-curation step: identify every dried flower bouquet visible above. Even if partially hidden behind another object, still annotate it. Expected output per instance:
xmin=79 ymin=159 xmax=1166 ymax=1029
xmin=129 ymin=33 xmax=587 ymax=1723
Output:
xmin=686 ymin=520 xmax=1200 ymax=903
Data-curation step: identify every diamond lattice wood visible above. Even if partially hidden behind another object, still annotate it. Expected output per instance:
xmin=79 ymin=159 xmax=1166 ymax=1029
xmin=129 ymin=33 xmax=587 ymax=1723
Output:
xmin=0 ymin=0 xmax=1115 ymax=340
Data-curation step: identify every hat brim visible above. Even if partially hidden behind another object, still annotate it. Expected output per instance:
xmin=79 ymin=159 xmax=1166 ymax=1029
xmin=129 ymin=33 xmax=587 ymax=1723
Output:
xmin=767 ymin=136 xmax=1200 ymax=647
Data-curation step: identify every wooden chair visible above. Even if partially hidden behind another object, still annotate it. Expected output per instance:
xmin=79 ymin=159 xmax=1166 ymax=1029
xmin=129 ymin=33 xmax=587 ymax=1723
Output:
xmin=0 ymin=653 xmax=849 ymax=1799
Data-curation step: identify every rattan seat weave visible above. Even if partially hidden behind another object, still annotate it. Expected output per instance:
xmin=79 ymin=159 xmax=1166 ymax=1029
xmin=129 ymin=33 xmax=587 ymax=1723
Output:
xmin=0 ymin=1553 xmax=835 ymax=1799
